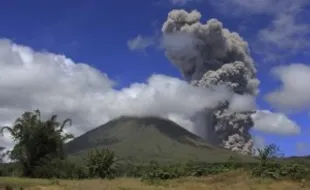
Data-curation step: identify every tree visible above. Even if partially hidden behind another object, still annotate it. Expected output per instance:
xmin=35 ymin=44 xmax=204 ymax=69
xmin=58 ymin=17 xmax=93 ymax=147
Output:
xmin=256 ymin=143 xmax=282 ymax=164
xmin=251 ymin=144 xmax=282 ymax=179
xmin=0 ymin=147 xmax=4 ymax=163
xmin=86 ymin=148 xmax=117 ymax=179
xmin=0 ymin=110 xmax=74 ymax=177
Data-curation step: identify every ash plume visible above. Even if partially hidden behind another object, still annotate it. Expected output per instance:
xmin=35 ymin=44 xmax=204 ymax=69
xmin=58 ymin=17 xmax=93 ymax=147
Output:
xmin=161 ymin=9 xmax=260 ymax=155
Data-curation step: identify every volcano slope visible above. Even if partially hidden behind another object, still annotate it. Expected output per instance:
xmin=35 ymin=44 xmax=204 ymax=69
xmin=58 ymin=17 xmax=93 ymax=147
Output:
xmin=64 ymin=116 xmax=255 ymax=163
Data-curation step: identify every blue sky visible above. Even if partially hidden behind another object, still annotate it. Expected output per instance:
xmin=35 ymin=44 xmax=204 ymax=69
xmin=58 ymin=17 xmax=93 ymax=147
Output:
xmin=0 ymin=0 xmax=310 ymax=156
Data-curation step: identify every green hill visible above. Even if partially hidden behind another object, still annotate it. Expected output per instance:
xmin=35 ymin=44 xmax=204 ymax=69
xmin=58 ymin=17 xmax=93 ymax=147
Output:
xmin=64 ymin=116 xmax=255 ymax=163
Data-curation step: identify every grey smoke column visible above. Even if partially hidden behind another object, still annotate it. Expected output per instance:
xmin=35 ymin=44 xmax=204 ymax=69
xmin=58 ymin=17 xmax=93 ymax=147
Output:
xmin=161 ymin=9 xmax=260 ymax=155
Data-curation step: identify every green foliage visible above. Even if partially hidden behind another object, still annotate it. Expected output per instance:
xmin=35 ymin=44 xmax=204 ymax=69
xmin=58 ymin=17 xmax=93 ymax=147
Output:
xmin=86 ymin=148 xmax=117 ymax=179
xmin=141 ymin=161 xmax=180 ymax=182
xmin=1 ymin=151 xmax=310 ymax=182
xmin=65 ymin=116 xmax=254 ymax=164
xmin=279 ymin=161 xmax=310 ymax=180
xmin=251 ymin=144 xmax=283 ymax=179
xmin=256 ymin=143 xmax=282 ymax=161
xmin=0 ymin=147 xmax=5 ymax=163
xmin=140 ymin=158 xmax=243 ymax=183
xmin=251 ymin=159 xmax=310 ymax=181
xmin=251 ymin=144 xmax=310 ymax=181
xmin=0 ymin=162 xmax=22 ymax=177
xmin=0 ymin=110 xmax=74 ymax=177
xmin=114 ymin=162 xmax=145 ymax=177
xmin=251 ymin=160 xmax=281 ymax=179
xmin=32 ymin=156 xmax=88 ymax=179
xmin=1 ymin=110 xmax=309 ymax=183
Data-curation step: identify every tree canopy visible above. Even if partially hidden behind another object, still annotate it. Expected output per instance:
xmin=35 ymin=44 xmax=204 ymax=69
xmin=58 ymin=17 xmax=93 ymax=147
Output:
xmin=0 ymin=110 xmax=74 ymax=177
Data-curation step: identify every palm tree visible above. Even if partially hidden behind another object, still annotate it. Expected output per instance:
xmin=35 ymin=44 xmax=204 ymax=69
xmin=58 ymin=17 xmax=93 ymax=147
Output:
xmin=0 ymin=110 xmax=74 ymax=177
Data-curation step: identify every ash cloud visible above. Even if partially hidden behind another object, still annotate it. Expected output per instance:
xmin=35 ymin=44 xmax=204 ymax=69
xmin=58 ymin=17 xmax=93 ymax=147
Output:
xmin=161 ymin=9 xmax=260 ymax=154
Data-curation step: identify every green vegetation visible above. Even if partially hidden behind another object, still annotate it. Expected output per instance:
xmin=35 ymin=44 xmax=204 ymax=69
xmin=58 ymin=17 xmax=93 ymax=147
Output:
xmin=0 ymin=110 xmax=74 ymax=177
xmin=0 ymin=147 xmax=5 ymax=163
xmin=86 ymin=148 xmax=117 ymax=179
xmin=251 ymin=144 xmax=310 ymax=180
xmin=1 ymin=110 xmax=310 ymax=190
xmin=64 ymin=116 xmax=254 ymax=163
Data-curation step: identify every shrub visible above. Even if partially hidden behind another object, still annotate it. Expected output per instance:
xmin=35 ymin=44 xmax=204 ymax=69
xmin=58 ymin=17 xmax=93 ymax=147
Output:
xmin=251 ymin=160 xmax=281 ymax=179
xmin=141 ymin=161 xmax=181 ymax=182
xmin=279 ymin=161 xmax=310 ymax=180
xmin=251 ymin=160 xmax=310 ymax=181
xmin=116 ymin=163 xmax=146 ymax=177
xmin=86 ymin=148 xmax=117 ymax=179
xmin=31 ymin=156 xmax=88 ymax=179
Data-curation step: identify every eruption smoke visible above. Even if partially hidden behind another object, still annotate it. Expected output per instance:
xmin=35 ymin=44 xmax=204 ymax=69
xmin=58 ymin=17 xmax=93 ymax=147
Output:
xmin=161 ymin=9 xmax=260 ymax=155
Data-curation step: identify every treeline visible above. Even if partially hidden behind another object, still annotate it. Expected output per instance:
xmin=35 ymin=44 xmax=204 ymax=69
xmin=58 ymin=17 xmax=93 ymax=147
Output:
xmin=0 ymin=110 xmax=310 ymax=183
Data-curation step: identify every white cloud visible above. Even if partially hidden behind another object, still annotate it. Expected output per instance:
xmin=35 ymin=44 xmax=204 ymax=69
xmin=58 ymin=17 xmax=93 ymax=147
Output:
xmin=0 ymin=38 xmax=302 ymax=154
xmin=0 ymin=39 xmax=235 ymax=150
xmin=228 ymin=94 xmax=256 ymax=113
xmin=166 ymin=113 xmax=196 ymax=132
xmin=265 ymin=64 xmax=310 ymax=112
xmin=0 ymin=131 xmax=13 ymax=150
xmin=170 ymin=0 xmax=298 ymax=10
xmin=251 ymin=110 xmax=300 ymax=135
xmin=258 ymin=12 xmax=310 ymax=50
xmin=127 ymin=35 xmax=155 ymax=51
xmin=213 ymin=0 xmax=305 ymax=15
xmin=210 ymin=0 xmax=310 ymax=56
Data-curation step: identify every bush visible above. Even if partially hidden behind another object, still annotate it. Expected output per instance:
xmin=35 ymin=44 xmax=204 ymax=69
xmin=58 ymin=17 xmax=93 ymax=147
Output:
xmin=141 ymin=161 xmax=180 ymax=183
xmin=279 ymin=161 xmax=310 ymax=180
xmin=182 ymin=161 xmax=236 ymax=177
xmin=251 ymin=160 xmax=281 ymax=179
xmin=31 ymin=156 xmax=88 ymax=179
xmin=224 ymin=156 xmax=243 ymax=170
xmin=86 ymin=148 xmax=117 ymax=179
xmin=251 ymin=159 xmax=310 ymax=181
xmin=0 ymin=162 xmax=22 ymax=177
xmin=140 ymin=160 xmax=238 ymax=182
xmin=116 ymin=162 xmax=147 ymax=177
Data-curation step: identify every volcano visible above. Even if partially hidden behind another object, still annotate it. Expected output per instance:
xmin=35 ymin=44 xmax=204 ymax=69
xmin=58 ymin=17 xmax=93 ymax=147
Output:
xmin=65 ymin=116 xmax=254 ymax=163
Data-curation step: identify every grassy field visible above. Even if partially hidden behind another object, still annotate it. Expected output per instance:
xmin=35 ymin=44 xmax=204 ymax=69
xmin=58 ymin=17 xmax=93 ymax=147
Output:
xmin=1 ymin=170 xmax=310 ymax=190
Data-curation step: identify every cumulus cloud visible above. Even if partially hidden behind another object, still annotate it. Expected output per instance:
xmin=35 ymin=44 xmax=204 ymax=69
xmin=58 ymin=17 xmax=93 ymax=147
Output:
xmin=228 ymin=94 xmax=256 ymax=113
xmin=0 ymin=38 xmax=238 ymax=150
xmin=0 ymin=25 xmax=302 ymax=156
xmin=258 ymin=12 xmax=310 ymax=51
xmin=209 ymin=0 xmax=310 ymax=59
xmin=265 ymin=64 xmax=310 ymax=112
xmin=127 ymin=35 xmax=155 ymax=51
xmin=251 ymin=110 xmax=300 ymax=135
xmin=212 ymin=0 xmax=306 ymax=15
